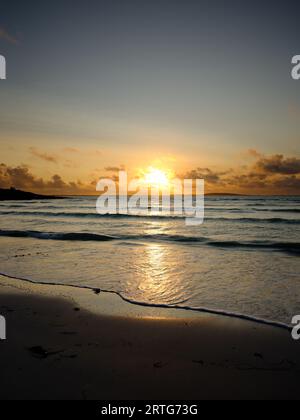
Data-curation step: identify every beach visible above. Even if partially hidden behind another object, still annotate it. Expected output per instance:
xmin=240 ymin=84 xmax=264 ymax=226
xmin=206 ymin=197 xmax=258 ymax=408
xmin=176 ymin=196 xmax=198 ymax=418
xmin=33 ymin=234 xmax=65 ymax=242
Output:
xmin=0 ymin=274 xmax=299 ymax=400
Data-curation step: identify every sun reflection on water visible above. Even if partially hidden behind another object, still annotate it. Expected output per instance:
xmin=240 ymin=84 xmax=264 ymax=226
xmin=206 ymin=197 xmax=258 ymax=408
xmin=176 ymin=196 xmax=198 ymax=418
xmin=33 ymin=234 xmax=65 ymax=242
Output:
xmin=136 ymin=243 xmax=186 ymax=304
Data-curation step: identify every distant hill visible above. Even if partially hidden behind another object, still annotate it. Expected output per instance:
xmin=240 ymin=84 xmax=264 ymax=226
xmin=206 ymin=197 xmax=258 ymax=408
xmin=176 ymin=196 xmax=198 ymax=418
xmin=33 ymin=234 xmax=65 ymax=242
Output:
xmin=0 ymin=188 xmax=63 ymax=201
xmin=205 ymin=193 xmax=245 ymax=196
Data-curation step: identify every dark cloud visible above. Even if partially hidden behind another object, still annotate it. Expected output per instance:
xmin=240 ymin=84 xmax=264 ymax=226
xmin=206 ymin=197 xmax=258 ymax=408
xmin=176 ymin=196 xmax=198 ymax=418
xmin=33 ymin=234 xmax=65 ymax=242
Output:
xmin=0 ymin=164 xmax=87 ymax=194
xmin=179 ymin=153 xmax=300 ymax=194
xmin=226 ymin=172 xmax=268 ymax=189
xmin=0 ymin=164 xmax=44 ymax=190
xmin=272 ymin=176 xmax=300 ymax=190
xmin=182 ymin=168 xmax=228 ymax=185
xmin=255 ymin=154 xmax=300 ymax=175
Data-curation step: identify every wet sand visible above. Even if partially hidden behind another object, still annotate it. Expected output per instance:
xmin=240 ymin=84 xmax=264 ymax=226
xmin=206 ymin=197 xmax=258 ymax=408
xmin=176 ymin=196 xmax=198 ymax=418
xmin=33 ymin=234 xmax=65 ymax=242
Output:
xmin=0 ymin=274 xmax=299 ymax=400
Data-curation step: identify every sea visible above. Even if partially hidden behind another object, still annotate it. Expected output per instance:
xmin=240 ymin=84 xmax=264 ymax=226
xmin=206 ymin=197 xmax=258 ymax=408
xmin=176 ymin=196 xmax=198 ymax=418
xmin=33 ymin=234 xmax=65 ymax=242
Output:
xmin=0 ymin=195 xmax=299 ymax=327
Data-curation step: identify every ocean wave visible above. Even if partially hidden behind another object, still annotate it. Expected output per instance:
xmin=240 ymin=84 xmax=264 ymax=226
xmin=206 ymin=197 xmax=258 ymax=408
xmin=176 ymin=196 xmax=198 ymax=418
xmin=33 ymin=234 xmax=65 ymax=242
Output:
xmin=1 ymin=210 xmax=300 ymax=224
xmin=206 ymin=207 xmax=300 ymax=214
xmin=252 ymin=208 xmax=300 ymax=213
xmin=206 ymin=217 xmax=300 ymax=224
xmin=205 ymin=240 xmax=300 ymax=254
xmin=0 ymin=230 xmax=117 ymax=241
xmin=0 ymin=229 xmax=299 ymax=254
xmin=0 ymin=210 xmax=178 ymax=219
xmin=139 ymin=236 xmax=300 ymax=254
xmin=1 ymin=205 xmax=300 ymax=214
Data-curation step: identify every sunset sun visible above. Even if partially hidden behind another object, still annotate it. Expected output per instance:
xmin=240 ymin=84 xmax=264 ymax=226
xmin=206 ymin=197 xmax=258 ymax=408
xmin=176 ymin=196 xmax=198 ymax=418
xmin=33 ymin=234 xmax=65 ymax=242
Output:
xmin=142 ymin=167 xmax=171 ymax=188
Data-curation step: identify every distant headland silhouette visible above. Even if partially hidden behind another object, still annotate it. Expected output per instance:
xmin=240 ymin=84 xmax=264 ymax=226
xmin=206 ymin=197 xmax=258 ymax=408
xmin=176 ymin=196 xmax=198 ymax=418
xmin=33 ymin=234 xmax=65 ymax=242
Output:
xmin=0 ymin=188 xmax=63 ymax=201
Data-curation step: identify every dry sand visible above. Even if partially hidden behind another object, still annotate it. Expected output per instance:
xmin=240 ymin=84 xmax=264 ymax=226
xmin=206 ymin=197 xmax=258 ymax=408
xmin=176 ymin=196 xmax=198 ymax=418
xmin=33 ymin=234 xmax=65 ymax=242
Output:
xmin=0 ymin=274 xmax=299 ymax=400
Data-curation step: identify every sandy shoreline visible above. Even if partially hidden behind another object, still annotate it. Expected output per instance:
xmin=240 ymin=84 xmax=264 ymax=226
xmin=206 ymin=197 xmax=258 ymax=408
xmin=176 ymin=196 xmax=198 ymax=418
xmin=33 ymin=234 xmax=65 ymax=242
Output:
xmin=0 ymin=274 xmax=299 ymax=400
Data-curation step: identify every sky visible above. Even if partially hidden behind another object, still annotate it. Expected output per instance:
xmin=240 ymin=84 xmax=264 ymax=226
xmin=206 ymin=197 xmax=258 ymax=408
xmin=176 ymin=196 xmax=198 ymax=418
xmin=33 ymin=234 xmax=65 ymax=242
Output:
xmin=0 ymin=0 xmax=300 ymax=194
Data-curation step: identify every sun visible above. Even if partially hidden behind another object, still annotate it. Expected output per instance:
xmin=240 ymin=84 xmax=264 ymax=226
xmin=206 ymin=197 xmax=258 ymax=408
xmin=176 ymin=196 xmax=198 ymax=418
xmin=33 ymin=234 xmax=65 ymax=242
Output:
xmin=142 ymin=167 xmax=171 ymax=188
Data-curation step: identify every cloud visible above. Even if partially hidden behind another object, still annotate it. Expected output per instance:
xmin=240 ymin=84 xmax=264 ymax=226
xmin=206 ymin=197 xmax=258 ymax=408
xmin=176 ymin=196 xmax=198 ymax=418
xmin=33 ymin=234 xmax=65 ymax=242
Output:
xmin=272 ymin=176 xmax=300 ymax=190
xmin=105 ymin=165 xmax=125 ymax=172
xmin=179 ymin=152 xmax=300 ymax=194
xmin=255 ymin=154 xmax=300 ymax=175
xmin=0 ymin=164 xmax=88 ymax=195
xmin=0 ymin=27 xmax=18 ymax=45
xmin=225 ymin=172 xmax=268 ymax=189
xmin=29 ymin=146 xmax=102 ymax=166
xmin=61 ymin=147 xmax=102 ymax=158
xmin=29 ymin=147 xmax=58 ymax=163
xmin=181 ymin=168 xmax=228 ymax=185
